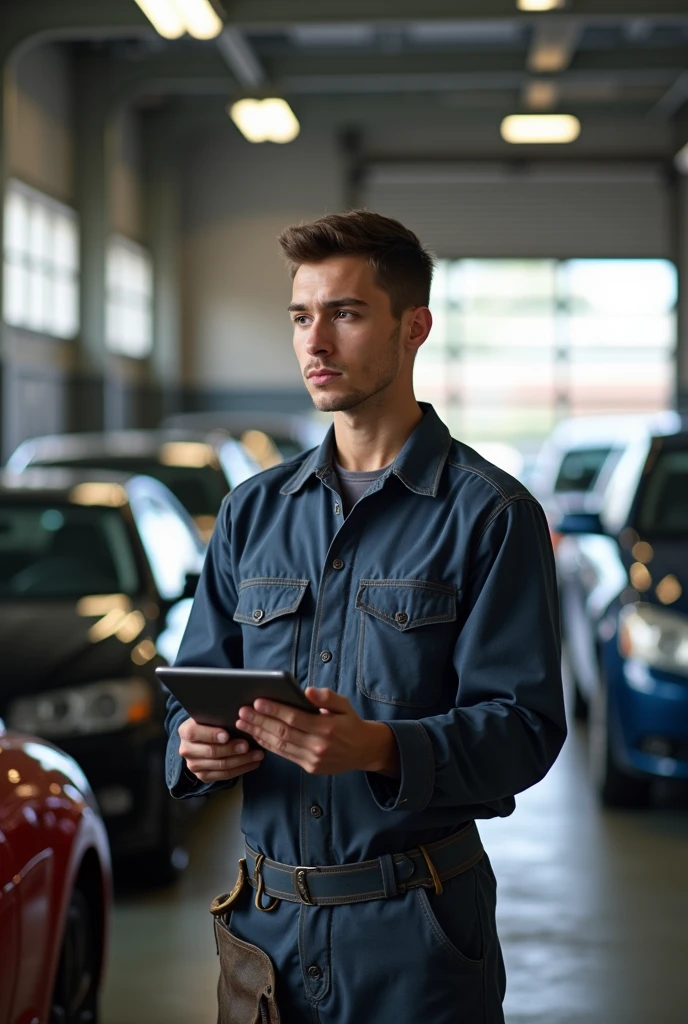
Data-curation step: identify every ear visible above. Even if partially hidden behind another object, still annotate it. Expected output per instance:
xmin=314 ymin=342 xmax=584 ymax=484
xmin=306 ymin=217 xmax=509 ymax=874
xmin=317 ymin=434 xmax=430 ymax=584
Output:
xmin=405 ymin=306 xmax=432 ymax=356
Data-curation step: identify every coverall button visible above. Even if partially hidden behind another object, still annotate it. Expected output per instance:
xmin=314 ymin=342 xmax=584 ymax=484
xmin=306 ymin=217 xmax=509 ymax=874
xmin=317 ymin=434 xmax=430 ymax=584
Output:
xmin=308 ymin=965 xmax=322 ymax=980
xmin=310 ymin=804 xmax=323 ymax=818
xmin=395 ymin=611 xmax=409 ymax=625
xmin=332 ymin=558 xmax=344 ymax=570
xmin=252 ymin=609 xmax=264 ymax=622
xmin=334 ymin=502 xmax=341 ymax=514
xmin=320 ymin=650 xmax=332 ymax=663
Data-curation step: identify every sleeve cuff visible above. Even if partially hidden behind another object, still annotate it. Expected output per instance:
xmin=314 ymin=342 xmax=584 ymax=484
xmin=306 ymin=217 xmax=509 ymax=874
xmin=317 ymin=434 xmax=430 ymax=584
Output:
xmin=365 ymin=720 xmax=435 ymax=812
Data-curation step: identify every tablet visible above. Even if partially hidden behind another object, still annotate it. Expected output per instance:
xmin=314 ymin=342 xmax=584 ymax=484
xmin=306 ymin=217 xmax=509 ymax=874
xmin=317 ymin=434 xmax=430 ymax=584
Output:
xmin=155 ymin=666 xmax=318 ymax=740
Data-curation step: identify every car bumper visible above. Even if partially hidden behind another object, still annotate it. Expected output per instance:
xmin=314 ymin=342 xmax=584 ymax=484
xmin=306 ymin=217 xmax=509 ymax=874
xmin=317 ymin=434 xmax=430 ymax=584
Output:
xmin=57 ymin=722 xmax=170 ymax=858
xmin=613 ymin=658 xmax=688 ymax=779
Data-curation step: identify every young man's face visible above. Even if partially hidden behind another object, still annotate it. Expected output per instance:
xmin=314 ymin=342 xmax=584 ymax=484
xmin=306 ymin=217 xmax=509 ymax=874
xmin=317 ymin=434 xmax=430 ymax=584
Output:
xmin=289 ymin=255 xmax=410 ymax=413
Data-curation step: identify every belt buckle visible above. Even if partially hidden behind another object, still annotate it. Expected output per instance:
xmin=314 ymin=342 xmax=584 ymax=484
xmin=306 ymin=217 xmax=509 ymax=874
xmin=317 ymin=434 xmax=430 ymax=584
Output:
xmin=294 ymin=866 xmax=316 ymax=905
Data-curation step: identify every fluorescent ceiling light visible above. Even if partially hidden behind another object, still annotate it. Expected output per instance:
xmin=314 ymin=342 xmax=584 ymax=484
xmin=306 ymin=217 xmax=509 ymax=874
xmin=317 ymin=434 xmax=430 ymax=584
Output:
xmin=133 ymin=0 xmax=222 ymax=41
xmin=501 ymin=113 xmax=580 ymax=144
xmin=229 ymin=98 xmax=300 ymax=144
xmin=175 ymin=0 xmax=223 ymax=40
xmin=517 ymin=0 xmax=566 ymax=10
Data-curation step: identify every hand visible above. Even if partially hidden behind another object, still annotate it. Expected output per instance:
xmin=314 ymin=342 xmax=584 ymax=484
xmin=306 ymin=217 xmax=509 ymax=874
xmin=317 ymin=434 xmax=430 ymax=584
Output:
xmin=235 ymin=687 xmax=400 ymax=777
xmin=178 ymin=717 xmax=264 ymax=783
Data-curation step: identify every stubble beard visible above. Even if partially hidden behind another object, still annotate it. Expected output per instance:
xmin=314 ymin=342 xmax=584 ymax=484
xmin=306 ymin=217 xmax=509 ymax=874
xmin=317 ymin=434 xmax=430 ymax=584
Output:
xmin=307 ymin=324 xmax=402 ymax=414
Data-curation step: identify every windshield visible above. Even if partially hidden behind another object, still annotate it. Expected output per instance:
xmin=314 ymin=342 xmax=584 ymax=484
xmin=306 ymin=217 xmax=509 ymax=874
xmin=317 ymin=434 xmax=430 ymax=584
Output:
xmin=554 ymin=447 xmax=614 ymax=493
xmin=33 ymin=457 xmax=229 ymax=517
xmin=636 ymin=448 xmax=688 ymax=536
xmin=0 ymin=502 xmax=140 ymax=599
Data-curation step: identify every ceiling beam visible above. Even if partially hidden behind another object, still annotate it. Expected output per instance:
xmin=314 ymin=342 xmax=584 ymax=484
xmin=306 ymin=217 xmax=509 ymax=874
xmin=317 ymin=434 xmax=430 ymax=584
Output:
xmin=650 ymin=71 xmax=688 ymax=120
xmin=527 ymin=18 xmax=581 ymax=74
xmin=225 ymin=1 xmax=688 ymax=27
xmin=216 ymin=26 xmax=266 ymax=87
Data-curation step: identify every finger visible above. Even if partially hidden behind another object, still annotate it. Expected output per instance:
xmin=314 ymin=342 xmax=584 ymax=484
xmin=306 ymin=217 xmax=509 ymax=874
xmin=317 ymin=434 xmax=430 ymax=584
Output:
xmin=192 ymin=762 xmax=263 ymax=783
xmin=237 ymin=708 xmax=324 ymax=750
xmin=249 ymin=699 xmax=318 ymax=733
xmin=180 ymin=738 xmax=249 ymax=760
xmin=186 ymin=750 xmax=264 ymax=773
xmin=236 ymin=717 xmax=323 ymax=762
xmin=180 ymin=718 xmax=230 ymax=745
xmin=305 ymin=687 xmax=349 ymax=713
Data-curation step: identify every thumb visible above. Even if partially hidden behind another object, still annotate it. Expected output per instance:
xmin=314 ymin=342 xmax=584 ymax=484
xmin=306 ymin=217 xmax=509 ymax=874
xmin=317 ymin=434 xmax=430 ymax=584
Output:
xmin=306 ymin=687 xmax=349 ymax=714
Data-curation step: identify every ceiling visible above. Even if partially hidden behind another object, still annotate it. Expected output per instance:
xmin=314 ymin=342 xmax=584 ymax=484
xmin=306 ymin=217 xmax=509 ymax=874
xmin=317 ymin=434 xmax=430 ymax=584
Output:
xmin=4 ymin=1 xmax=688 ymax=161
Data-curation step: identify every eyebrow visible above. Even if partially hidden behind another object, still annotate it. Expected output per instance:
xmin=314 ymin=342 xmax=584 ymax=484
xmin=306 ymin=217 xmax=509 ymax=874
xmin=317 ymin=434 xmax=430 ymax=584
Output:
xmin=287 ymin=297 xmax=370 ymax=312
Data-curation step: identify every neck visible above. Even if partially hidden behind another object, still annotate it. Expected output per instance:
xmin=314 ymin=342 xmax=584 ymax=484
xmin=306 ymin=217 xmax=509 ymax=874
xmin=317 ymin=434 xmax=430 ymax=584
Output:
xmin=332 ymin=393 xmax=423 ymax=472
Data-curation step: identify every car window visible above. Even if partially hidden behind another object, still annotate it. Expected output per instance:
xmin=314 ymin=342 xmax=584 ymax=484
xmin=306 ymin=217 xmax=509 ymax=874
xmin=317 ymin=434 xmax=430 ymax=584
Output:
xmin=129 ymin=491 xmax=204 ymax=600
xmin=0 ymin=503 xmax=140 ymax=599
xmin=33 ymin=457 xmax=229 ymax=518
xmin=554 ymin=447 xmax=613 ymax=493
xmin=636 ymin=449 xmax=688 ymax=536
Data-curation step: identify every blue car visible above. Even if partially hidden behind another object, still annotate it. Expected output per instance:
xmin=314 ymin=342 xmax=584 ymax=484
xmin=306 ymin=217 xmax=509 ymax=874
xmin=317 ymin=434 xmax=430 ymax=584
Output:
xmin=557 ymin=424 xmax=688 ymax=806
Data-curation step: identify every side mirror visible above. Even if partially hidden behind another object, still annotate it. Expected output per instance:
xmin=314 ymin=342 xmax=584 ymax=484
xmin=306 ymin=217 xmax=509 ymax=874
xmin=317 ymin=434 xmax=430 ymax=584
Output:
xmin=555 ymin=511 xmax=604 ymax=536
xmin=182 ymin=571 xmax=201 ymax=599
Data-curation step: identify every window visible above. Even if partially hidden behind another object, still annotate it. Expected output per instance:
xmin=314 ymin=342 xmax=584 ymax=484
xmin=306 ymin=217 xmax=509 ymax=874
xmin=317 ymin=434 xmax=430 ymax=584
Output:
xmin=106 ymin=235 xmax=153 ymax=358
xmin=3 ymin=180 xmax=79 ymax=339
xmin=422 ymin=259 xmax=677 ymax=447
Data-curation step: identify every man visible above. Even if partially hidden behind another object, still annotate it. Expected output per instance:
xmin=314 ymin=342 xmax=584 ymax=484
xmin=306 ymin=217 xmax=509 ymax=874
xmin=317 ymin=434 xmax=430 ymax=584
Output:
xmin=165 ymin=210 xmax=566 ymax=1023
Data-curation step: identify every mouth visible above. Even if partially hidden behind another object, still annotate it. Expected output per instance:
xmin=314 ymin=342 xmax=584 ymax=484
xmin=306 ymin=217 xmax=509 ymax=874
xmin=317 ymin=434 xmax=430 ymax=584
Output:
xmin=306 ymin=369 xmax=342 ymax=386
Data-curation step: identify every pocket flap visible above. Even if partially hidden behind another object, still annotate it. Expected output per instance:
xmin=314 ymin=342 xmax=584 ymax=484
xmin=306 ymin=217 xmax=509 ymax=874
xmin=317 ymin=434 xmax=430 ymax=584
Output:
xmin=356 ymin=579 xmax=456 ymax=631
xmin=234 ymin=577 xmax=309 ymax=626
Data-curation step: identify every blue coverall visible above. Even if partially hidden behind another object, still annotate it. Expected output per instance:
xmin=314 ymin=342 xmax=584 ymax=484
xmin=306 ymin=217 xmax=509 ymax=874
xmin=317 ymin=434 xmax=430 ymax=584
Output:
xmin=165 ymin=403 xmax=567 ymax=1023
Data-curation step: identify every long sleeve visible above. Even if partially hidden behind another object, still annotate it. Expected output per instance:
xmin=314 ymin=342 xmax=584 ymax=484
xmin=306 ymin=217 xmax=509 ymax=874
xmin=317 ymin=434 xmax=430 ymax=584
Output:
xmin=163 ymin=494 xmax=244 ymax=799
xmin=368 ymin=496 xmax=567 ymax=814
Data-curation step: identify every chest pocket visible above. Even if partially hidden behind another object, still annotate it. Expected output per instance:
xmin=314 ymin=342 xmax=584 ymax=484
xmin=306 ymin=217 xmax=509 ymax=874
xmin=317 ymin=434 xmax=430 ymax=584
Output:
xmin=234 ymin=578 xmax=309 ymax=676
xmin=356 ymin=579 xmax=457 ymax=707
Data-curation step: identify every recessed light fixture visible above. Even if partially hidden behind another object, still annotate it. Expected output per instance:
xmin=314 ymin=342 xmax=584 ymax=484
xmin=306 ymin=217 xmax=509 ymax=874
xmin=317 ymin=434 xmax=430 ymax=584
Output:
xmin=229 ymin=98 xmax=300 ymax=144
xmin=501 ymin=113 xmax=580 ymax=144
xmin=133 ymin=0 xmax=223 ymax=41
xmin=517 ymin=0 xmax=567 ymax=10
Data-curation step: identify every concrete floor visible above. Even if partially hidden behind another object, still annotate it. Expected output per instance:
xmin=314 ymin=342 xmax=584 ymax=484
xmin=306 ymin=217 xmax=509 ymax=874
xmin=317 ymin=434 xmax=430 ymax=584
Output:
xmin=101 ymin=717 xmax=688 ymax=1024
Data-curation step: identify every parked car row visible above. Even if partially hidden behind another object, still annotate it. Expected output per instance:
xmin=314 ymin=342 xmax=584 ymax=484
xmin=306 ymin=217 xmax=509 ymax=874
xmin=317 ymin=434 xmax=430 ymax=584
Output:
xmin=532 ymin=413 xmax=688 ymax=807
xmin=0 ymin=414 xmax=322 ymax=1022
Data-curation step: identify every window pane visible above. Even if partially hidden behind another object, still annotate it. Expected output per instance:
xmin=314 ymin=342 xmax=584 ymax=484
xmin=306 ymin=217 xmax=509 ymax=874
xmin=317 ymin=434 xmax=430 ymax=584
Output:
xmin=54 ymin=215 xmax=78 ymax=272
xmin=53 ymin=277 xmax=78 ymax=339
xmin=28 ymin=204 xmax=49 ymax=262
xmin=27 ymin=268 xmax=49 ymax=331
xmin=4 ymin=260 xmax=27 ymax=326
xmin=561 ymin=260 xmax=677 ymax=314
xmin=4 ymin=191 xmax=28 ymax=255
xmin=106 ymin=236 xmax=153 ymax=358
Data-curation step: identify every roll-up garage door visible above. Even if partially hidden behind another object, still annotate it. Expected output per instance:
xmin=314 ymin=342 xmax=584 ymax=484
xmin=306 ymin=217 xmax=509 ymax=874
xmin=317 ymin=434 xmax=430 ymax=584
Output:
xmin=362 ymin=162 xmax=672 ymax=260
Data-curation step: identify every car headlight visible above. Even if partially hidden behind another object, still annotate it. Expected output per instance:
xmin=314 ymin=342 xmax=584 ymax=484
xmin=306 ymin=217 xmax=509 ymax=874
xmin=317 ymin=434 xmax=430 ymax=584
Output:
xmin=618 ymin=603 xmax=688 ymax=677
xmin=7 ymin=678 xmax=154 ymax=738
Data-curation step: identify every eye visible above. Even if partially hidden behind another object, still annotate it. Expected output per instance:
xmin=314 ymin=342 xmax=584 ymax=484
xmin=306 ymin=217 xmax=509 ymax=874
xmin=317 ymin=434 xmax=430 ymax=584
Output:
xmin=336 ymin=310 xmax=354 ymax=319
xmin=292 ymin=315 xmax=310 ymax=326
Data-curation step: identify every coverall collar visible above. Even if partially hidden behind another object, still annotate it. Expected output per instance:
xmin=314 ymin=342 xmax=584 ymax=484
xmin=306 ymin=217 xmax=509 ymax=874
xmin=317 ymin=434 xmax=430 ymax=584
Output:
xmin=280 ymin=402 xmax=452 ymax=498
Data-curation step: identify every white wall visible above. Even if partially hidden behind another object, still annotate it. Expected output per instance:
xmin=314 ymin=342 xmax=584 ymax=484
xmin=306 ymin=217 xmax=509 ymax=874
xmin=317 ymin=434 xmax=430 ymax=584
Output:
xmin=181 ymin=123 xmax=342 ymax=389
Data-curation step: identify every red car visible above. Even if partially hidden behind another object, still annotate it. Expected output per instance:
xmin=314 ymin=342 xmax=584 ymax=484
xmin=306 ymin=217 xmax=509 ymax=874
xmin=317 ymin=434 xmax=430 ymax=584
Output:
xmin=0 ymin=718 xmax=111 ymax=1024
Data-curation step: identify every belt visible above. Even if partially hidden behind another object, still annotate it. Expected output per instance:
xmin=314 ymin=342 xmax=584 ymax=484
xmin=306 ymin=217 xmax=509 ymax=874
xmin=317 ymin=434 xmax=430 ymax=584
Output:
xmin=233 ymin=822 xmax=483 ymax=911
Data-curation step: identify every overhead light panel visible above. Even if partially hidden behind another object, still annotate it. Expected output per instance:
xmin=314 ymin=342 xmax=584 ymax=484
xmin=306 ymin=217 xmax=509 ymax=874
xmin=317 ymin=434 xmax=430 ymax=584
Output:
xmin=501 ymin=113 xmax=580 ymax=144
xmin=229 ymin=98 xmax=300 ymax=144
xmin=523 ymin=80 xmax=559 ymax=110
xmin=134 ymin=0 xmax=223 ymax=41
xmin=517 ymin=0 xmax=566 ymax=10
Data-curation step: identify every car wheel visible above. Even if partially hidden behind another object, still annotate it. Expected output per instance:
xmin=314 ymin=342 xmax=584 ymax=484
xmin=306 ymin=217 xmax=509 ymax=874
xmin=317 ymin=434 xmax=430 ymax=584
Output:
xmin=50 ymin=886 xmax=99 ymax=1024
xmin=589 ymin=679 xmax=651 ymax=808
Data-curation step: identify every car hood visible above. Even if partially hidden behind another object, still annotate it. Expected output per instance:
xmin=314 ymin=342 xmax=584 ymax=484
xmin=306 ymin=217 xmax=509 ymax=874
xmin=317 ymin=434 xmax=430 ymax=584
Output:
xmin=0 ymin=600 xmax=151 ymax=704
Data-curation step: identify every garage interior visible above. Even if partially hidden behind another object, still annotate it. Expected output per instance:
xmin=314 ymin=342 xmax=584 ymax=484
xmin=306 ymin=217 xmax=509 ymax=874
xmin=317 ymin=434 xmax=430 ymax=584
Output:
xmin=1 ymin=2 xmax=688 ymax=1023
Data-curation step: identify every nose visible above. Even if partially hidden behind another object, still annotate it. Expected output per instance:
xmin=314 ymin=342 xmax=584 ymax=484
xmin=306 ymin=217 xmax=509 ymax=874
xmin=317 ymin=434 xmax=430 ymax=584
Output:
xmin=304 ymin=316 xmax=334 ymax=356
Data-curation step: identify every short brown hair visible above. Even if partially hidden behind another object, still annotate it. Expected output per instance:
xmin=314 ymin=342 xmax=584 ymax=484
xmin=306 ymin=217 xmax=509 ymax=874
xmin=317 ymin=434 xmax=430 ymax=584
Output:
xmin=278 ymin=209 xmax=435 ymax=318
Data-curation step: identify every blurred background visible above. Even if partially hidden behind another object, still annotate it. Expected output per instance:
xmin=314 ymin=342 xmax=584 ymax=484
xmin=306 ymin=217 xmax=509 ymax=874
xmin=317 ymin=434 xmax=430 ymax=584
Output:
xmin=0 ymin=2 xmax=687 ymax=1024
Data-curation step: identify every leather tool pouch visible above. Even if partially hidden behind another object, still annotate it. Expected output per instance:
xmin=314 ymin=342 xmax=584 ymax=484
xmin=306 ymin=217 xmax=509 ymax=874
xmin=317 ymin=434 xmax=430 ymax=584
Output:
xmin=210 ymin=864 xmax=281 ymax=1024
